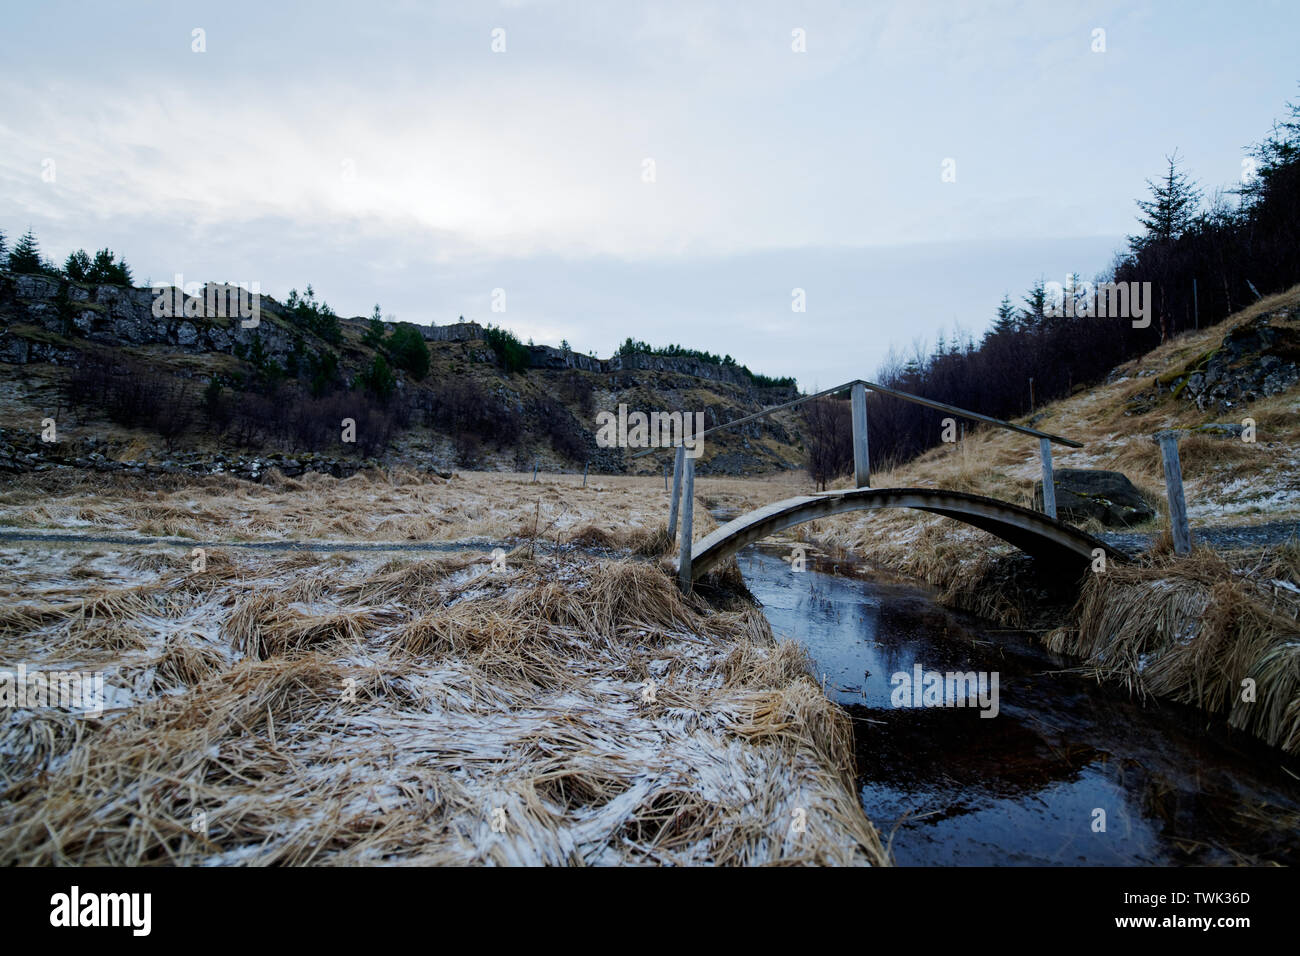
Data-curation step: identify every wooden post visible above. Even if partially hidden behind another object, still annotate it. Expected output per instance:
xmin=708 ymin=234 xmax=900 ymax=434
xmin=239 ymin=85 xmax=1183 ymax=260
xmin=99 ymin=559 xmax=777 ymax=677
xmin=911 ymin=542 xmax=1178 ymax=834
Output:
xmin=851 ymin=382 xmax=870 ymax=489
xmin=532 ymin=460 xmax=538 ymax=483
xmin=677 ymin=455 xmax=695 ymax=590
xmin=582 ymin=461 xmax=589 ymax=488
xmin=663 ymin=462 xmax=669 ymax=492
xmin=667 ymin=445 xmax=686 ymax=540
xmin=1156 ymin=430 xmax=1192 ymax=555
xmin=1039 ymin=437 xmax=1057 ymax=519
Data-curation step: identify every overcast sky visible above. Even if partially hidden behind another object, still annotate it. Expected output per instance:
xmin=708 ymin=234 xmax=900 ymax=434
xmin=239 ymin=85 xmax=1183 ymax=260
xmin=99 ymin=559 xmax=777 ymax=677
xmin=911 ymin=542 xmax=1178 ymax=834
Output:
xmin=2 ymin=0 xmax=1297 ymax=387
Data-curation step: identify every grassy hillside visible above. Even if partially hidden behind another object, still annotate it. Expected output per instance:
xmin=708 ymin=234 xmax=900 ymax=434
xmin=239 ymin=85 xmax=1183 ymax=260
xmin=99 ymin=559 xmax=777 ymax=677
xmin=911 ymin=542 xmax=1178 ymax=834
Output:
xmin=0 ymin=276 xmax=807 ymax=476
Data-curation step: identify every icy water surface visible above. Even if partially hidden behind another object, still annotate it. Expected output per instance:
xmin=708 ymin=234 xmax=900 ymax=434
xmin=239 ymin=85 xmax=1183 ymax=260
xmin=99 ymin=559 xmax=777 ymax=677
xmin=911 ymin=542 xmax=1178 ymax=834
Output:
xmin=737 ymin=543 xmax=1300 ymax=866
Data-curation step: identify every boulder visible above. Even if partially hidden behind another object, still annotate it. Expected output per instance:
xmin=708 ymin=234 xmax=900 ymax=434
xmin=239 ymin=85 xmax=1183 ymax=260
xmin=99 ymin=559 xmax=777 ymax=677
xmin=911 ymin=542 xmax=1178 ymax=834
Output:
xmin=1033 ymin=468 xmax=1155 ymax=528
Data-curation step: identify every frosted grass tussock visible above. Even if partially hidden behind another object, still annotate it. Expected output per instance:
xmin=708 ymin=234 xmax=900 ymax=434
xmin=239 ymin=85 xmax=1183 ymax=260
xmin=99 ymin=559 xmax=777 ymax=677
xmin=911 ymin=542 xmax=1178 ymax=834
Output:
xmin=0 ymin=544 xmax=887 ymax=866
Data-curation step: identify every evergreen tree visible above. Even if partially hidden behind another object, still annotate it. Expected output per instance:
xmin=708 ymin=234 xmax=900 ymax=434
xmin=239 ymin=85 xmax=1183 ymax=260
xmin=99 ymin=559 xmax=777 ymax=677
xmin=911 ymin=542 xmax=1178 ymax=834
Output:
xmin=8 ymin=230 xmax=43 ymax=274
xmin=359 ymin=353 xmax=396 ymax=401
xmin=308 ymin=348 xmax=340 ymax=397
xmin=985 ymin=294 xmax=1018 ymax=340
xmin=64 ymin=249 xmax=91 ymax=281
xmin=363 ymin=304 xmax=386 ymax=348
xmin=1237 ymin=90 xmax=1300 ymax=289
xmin=385 ymin=324 xmax=430 ymax=380
xmin=1239 ymin=92 xmax=1300 ymax=211
xmin=86 ymin=248 xmax=132 ymax=285
xmin=87 ymin=248 xmax=116 ymax=282
xmin=1020 ymin=279 xmax=1048 ymax=332
xmin=0 ymin=229 xmax=7 ymax=266
xmin=1129 ymin=152 xmax=1202 ymax=253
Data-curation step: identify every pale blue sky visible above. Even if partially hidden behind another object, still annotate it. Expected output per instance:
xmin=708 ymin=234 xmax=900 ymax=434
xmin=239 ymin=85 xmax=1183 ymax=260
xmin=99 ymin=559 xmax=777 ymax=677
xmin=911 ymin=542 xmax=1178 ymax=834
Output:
xmin=2 ymin=0 xmax=1296 ymax=386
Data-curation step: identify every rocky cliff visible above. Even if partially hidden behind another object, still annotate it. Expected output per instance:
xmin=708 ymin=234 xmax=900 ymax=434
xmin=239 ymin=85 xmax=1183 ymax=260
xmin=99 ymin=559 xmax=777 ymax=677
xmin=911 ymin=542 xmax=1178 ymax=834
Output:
xmin=0 ymin=271 xmax=805 ymax=478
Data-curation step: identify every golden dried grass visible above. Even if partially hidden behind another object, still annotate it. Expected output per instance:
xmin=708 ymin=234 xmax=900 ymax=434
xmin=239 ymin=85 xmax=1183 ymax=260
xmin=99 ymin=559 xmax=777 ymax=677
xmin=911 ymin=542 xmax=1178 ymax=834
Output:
xmin=1047 ymin=546 xmax=1300 ymax=752
xmin=0 ymin=545 xmax=887 ymax=866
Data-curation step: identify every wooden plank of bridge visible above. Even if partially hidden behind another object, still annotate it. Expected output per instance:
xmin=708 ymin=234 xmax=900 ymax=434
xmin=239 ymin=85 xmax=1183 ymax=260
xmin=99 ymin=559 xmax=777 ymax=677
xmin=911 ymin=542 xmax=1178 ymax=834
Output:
xmin=667 ymin=445 xmax=685 ymax=541
xmin=1039 ymin=437 xmax=1057 ymax=519
xmin=852 ymin=382 xmax=870 ymax=488
xmin=1156 ymin=430 xmax=1192 ymax=555
xmin=687 ymin=487 xmax=1122 ymax=582
xmin=677 ymin=455 xmax=695 ymax=590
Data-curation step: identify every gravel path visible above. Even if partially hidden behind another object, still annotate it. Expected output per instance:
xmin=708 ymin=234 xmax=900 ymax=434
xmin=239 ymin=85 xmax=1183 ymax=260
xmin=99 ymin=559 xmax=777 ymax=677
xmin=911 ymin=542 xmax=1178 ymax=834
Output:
xmin=1098 ymin=520 xmax=1300 ymax=557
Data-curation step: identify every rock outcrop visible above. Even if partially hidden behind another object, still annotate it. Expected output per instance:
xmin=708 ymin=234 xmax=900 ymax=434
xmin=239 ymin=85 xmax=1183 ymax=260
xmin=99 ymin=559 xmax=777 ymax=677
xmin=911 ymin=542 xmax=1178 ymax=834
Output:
xmin=0 ymin=274 xmax=304 ymax=365
xmin=0 ymin=271 xmax=807 ymax=477
xmin=1156 ymin=309 xmax=1300 ymax=412
xmin=0 ymin=272 xmax=797 ymax=401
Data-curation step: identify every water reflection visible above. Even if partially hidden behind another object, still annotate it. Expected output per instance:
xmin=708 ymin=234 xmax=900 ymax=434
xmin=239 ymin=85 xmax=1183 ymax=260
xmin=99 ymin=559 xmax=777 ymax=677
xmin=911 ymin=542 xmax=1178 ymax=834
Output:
xmin=738 ymin=543 xmax=1300 ymax=866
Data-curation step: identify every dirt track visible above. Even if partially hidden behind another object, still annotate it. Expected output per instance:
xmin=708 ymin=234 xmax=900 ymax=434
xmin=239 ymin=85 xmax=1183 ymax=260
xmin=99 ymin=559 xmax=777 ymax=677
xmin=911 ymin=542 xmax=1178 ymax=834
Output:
xmin=1098 ymin=519 xmax=1300 ymax=557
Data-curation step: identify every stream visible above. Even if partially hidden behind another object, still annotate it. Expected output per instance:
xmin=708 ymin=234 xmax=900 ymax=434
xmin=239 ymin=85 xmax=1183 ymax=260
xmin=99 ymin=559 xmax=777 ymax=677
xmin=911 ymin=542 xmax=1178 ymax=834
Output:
xmin=735 ymin=540 xmax=1300 ymax=866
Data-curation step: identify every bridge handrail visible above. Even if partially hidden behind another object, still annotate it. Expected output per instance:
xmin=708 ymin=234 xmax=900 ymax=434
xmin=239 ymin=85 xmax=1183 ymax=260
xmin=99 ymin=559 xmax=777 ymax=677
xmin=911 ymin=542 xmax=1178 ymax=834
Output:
xmin=630 ymin=378 xmax=1081 ymax=460
xmin=643 ymin=376 xmax=1085 ymax=588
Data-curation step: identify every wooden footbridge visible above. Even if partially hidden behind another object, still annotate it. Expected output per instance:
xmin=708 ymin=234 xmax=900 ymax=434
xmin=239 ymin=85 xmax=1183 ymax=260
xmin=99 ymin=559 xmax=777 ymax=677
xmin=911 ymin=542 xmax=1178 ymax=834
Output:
xmin=641 ymin=380 xmax=1126 ymax=589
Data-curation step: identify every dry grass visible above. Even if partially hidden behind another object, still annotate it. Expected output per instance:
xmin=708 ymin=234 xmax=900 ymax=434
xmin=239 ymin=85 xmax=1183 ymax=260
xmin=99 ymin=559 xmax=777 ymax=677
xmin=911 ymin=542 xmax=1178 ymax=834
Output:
xmin=0 ymin=542 xmax=886 ymax=866
xmin=3 ymin=286 xmax=1300 ymax=852
xmin=1046 ymin=544 xmax=1300 ymax=753
xmin=0 ymin=467 xmax=790 ymax=551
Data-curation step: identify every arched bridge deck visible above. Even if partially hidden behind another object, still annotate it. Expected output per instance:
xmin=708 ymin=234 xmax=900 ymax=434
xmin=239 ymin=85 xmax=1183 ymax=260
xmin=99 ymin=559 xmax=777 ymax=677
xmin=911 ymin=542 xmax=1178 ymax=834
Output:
xmin=682 ymin=487 xmax=1125 ymax=582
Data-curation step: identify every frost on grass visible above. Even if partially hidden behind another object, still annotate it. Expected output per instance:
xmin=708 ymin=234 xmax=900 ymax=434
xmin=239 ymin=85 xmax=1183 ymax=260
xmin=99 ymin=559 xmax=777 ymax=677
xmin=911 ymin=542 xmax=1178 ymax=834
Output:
xmin=0 ymin=546 xmax=886 ymax=866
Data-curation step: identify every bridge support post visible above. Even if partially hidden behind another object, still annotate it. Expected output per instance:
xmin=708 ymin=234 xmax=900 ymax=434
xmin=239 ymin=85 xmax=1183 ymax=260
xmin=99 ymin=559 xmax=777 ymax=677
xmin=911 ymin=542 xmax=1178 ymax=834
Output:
xmin=668 ymin=445 xmax=685 ymax=541
xmin=1038 ymin=438 xmax=1057 ymax=519
xmin=1155 ymin=430 xmax=1192 ymax=555
xmin=677 ymin=455 xmax=695 ymax=590
xmin=851 ymin=382 xmax=870 ymax=488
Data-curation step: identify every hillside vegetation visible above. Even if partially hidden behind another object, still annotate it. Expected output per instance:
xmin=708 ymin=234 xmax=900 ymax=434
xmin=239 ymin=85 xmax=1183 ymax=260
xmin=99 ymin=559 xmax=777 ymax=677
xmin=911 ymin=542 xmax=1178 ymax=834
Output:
xmin=0 ymin=270 xmax=803 ymax=477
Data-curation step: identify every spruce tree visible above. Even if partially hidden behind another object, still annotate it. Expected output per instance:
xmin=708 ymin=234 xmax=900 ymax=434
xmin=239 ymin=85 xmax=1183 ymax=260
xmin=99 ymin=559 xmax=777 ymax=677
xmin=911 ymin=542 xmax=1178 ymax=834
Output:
xmin=989 ymin=294 xmax=1018 ymax=337
xmin=87 ymin=248 xmax=120 ymax=283
xmin=65 ymin=249 xmax=91 ymax=281
xmin=363 ymin=304 xmax=386 ymax=348
xmin=387 ymin=324 xmax=430 ymax=380
xmin=1239 ymin=93 xmax=1299 ymax=211
xmin=1129 ymin=152 xmax=1202 ymax=253
xmin=1020 ymin=279 xmax=1048 ymax=332
xmin=8 ymin=230 xmax=43 ymax=274
xmin=69 ymin=246 xmax=131 ymax=284
xmin=361 ymin=354 xmax=396 ymax=401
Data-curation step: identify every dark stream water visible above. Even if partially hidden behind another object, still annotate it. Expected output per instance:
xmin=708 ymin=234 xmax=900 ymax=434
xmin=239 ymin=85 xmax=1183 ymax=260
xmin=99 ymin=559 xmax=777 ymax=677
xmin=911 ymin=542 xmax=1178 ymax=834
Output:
xmin=735 ymin=541 xmax=1300 ymax=866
